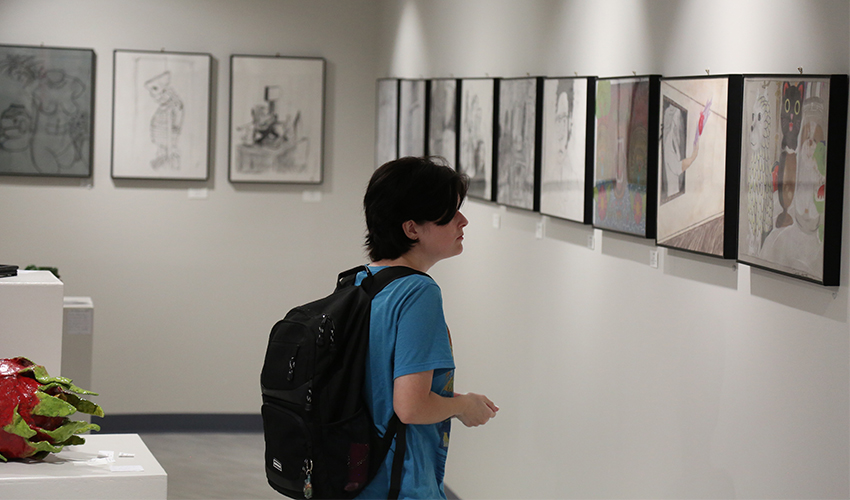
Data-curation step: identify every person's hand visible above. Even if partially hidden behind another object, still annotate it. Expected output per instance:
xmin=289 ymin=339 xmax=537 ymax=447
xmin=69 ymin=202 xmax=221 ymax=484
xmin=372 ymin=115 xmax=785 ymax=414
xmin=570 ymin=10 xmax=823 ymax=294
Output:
xmin=455 ymin=392 xmax=499 ymax=427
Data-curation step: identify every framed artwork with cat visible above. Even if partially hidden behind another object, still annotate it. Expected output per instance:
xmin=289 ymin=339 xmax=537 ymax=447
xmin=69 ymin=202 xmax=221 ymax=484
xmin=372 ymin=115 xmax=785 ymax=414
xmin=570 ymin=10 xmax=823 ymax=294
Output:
xmin=737 ymin=74 xmax=848 ymax=286
xmin=656 ymin=75 xmax=743 ymax=259
xmin=593 ymin=75 xmax=661 ymax=238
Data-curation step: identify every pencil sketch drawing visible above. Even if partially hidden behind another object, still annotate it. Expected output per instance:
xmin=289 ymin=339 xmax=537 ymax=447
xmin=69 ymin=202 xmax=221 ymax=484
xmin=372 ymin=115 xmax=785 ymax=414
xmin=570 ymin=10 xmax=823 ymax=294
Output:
xmin=459 ymin=79 xmax=494 ymax=200
xmin=540 ymin=78 xmax=589 ymax=222
xmin=229 ymin=56 xmax=324 ymax=183
xmin=398 ymin=79 xmax=425 ymax=157
xmin=497 ymin=78 xmax=538 ymax=210
xmin=112 ymin=50 xmax=210 ymax=179
xmin=375 ymin=79 xmax=398 ymax=167
xmin=429 ymin=79 xmax=457 ymax=165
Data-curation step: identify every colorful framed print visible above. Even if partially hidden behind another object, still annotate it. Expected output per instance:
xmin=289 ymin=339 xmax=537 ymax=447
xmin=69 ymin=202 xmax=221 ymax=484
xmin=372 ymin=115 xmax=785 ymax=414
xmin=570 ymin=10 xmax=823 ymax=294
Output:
xmin=0 ymin=44 xmax=94 ymax=177
xmin=428 ymin=78 xmax=460 ymax=167
xmin=593 ymin=75 xmax=661 ymax=238
xmin=112 ymin=49 xmax=212 ymax=180
xmin=228 ymin=55 xmax=325 ymax=184
xmin=398 ymin=79 xmax=428 ymax=158
xmin=656 ymin=75 xmax=743 ymax=258
xmin=458 ymin=78 xmax=498 ymax=201
xmin=496 ymin=77 xmax=542 ymax=211
xmin=375 ymin=78 xmax=399 ymax=168
xmin=737 ymin=74 xmax=848 ymax=285
xmin=539 ymin=76 xmax=596 ymax=223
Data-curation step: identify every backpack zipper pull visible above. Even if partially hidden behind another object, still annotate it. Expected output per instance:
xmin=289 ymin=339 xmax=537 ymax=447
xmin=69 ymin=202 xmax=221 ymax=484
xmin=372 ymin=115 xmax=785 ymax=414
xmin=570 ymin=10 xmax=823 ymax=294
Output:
xmin=287 ymin=356 xmax=296 ymax=382
xmin=305 ymin=387 xmax=312 ymax=411
xmin=303 ymin=458 xmax=313 ymax=499
xmin=317 ymin=314 xmax=328 ymax=347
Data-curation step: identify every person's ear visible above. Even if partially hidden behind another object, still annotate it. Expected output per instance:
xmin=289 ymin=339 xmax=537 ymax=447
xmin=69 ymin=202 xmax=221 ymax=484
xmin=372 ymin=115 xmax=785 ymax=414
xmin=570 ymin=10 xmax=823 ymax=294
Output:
xmin=402 ymin=220 xmax=419 ymax=241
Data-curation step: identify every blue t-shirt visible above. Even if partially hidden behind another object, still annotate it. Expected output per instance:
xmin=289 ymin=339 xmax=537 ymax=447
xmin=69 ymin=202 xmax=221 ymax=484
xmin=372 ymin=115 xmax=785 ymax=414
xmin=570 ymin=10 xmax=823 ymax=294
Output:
xmin=355 ymin=266 xmax=455 ymax=500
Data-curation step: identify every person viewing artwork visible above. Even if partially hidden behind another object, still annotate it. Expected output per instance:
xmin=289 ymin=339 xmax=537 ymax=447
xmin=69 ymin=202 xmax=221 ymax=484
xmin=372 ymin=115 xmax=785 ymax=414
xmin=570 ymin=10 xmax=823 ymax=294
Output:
xmin=356 ymin=156 xmax=499 ymax=499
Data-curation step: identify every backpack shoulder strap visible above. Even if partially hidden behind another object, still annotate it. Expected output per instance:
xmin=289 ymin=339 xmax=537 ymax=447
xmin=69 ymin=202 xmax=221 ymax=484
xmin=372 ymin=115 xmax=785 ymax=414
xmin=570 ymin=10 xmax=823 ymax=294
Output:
xmin=362 ymin=266 xmax=428 ymax=299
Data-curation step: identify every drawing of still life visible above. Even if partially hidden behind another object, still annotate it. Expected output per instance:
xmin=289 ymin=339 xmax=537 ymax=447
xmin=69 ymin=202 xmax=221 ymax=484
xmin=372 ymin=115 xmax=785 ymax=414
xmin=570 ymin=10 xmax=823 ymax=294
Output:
xmin=497 ymin=77 xmax=540 ymax=211
xmin=737 ymin=75 xmax=848 ymax=285
xmin=229 ymin=55 xmax=324 ymax=184
xmin=429 ymin=78 xmax=459 ymax=167
xmin=112 ymin=50 xmax=211 ymax=180
xmin=540 ymin=77 xmax=593 ymax=223
xmin=375 ymin=78 xmax=399 ymax=168
xmin=593 ymin=76 xmax=659 ymax=238
xmin=458 ymin=78 xmax=495 ymax=201
xmin=656 ymin=76 xmax=740 ymax=258
xmin=0 ymin=44 xmax=94 ymax=177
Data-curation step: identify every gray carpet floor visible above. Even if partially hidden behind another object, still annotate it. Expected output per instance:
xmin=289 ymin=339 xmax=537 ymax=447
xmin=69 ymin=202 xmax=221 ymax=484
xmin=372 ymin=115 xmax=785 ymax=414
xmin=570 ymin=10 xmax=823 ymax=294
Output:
xmin=139 ymin=433 xmax=279 ymax=499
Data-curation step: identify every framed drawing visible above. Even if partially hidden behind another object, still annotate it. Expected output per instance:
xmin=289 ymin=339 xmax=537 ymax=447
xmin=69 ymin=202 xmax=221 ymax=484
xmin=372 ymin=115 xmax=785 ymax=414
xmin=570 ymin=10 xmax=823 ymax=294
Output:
xmin=497 ymin=77 xmax=542 ymax=211
xmin=398 ymin=79 xmax=428 ymax=158
xmin=112 ymin=50 xmax=212 ymax=180
xmin=229 ymin=55 xmax=324 ymax=183
xmin=539 ymin=76 xmax=596 ymax=223
xmin=458 ymin=78 xmax=498 ymax=201
xmin=737 ymin=74 xmax=848 ymax=285
xmin=428 ymin=78 xmax=460 ymax=167
xmin=593 ymin=75 xmax=661 ymax=238
xmin=0 ymin=44 xmax=94 ymax=177
xmin=656 ymin=75 xmax=743 ymax=258
xmin=375 ymin=78 xmax=399 ymax=168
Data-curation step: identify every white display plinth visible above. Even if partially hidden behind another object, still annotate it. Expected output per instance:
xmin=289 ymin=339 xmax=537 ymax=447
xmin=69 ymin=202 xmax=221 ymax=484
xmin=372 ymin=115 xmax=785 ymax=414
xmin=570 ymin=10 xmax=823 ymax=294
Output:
xmin=0 ymin=434 xmax=167 ymax=499
xmin=0 ymin=270 xmax=63 ymax=375
xmin=62 ymin=297 xmax=94 ymax=391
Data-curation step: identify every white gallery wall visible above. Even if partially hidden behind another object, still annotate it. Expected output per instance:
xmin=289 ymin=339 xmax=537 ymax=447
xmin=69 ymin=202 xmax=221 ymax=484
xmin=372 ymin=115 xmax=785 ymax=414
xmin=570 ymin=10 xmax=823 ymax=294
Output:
xmin=0 ymin=0 xmax=848 ymax=498
xmin=374 ymin=0 xmax=850 ymax=498
xmin=0 ymin=0 xmax=380 ymax=412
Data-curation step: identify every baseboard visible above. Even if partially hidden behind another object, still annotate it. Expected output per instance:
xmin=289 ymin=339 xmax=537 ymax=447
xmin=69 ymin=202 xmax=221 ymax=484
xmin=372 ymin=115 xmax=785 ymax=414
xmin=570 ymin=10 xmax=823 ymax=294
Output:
xmin=92 ymin=413 xmax=263 ymax=433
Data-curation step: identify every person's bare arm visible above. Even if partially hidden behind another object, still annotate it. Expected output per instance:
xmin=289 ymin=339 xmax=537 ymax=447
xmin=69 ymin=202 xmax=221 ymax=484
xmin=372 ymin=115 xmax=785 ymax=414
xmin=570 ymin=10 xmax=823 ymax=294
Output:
xmin=393 ymin=370 xmax=498 ymax=427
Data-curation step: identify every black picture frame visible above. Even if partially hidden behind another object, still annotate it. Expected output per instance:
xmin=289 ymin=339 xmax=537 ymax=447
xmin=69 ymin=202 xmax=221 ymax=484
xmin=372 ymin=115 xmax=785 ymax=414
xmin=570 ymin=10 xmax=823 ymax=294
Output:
xmin=539 ymin=76 xmax=596 ymax=224
xmin=375 ymin=78 xmax=399 ymax=168
xmin=0 ymin=44 xmax=95 ymax=178
xmin=228 ymin=54 xmax=325 ymax=184
xmin=398 ymin=79 xmax=429 ymax=158
xmin=655 ymin=74 xmax=743 ymax=259
xmin=736 ymin=74 xmax=848 ymax=286
xmin=592 ymin=75 xmax=661 ymax=238
xmin=496 ymin=77 xmax=543 ymax=212
xmin=427 ymin=78 xmax=460 ymax=168
xmin=111 ymin=49 xmax=213 ymax=181
xmin=458 ymin=77 xmax=499 ymax=201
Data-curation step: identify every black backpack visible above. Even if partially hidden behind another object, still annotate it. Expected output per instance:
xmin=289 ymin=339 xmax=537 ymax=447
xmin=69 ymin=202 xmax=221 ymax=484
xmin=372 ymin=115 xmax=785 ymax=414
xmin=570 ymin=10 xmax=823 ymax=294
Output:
xmin=261 ymin=265 xmax=424 ymax=499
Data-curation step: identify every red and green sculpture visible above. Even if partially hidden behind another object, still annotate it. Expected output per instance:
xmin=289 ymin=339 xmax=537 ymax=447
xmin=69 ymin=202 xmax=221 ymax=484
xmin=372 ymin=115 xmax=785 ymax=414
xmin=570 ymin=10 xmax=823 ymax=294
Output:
xmin=0 ymin=357 xmax=103 ymax=461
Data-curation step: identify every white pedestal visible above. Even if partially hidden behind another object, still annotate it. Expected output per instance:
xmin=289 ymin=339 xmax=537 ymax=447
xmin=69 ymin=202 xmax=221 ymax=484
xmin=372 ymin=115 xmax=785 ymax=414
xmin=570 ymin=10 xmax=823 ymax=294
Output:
xmin=0 ymin=434 xmax=167 ymax=499
xmin=0 ymin=270 xmax=63 ymax=375
xmin=62 ymin=297 xmax=94 ymax=389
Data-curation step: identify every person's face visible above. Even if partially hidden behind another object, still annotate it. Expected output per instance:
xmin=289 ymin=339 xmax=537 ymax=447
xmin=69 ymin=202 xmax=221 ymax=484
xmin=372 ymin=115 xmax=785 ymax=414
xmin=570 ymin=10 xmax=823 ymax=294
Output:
xmin=411 ymin=209 xmax=469 ymax=262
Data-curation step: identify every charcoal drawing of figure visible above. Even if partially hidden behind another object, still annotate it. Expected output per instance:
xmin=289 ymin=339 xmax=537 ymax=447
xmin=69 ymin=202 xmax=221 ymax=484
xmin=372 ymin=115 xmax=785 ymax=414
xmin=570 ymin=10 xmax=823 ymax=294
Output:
xmin=459 ymin=80 xmax=493 ymax=199
xmin=497 ymin=79 xmax=536 ymax=210
xmin=236 ymin=85 xmax=308 ymax=175
xmin=429 ymin=80 xmax=457 ymax=165
xmin=145 ymin=71 xmax=184 ymax=170
xmin=0 ymin=51 xmax=90 ymax=175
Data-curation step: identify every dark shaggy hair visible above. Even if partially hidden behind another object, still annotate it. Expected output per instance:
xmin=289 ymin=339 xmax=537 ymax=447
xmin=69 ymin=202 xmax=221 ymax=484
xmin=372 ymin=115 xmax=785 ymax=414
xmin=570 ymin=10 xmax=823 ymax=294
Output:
xmin=364 ymin=156 xmax=469 ymax=262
